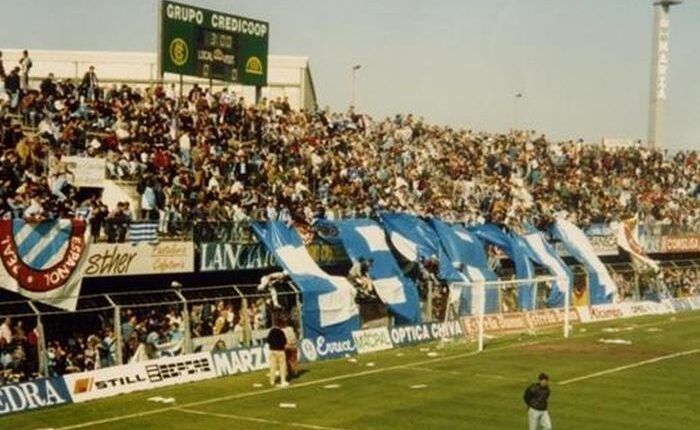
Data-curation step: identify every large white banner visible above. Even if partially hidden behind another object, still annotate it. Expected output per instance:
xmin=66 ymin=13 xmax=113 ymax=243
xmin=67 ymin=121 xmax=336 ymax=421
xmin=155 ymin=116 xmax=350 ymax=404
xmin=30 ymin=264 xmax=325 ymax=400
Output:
xmin=352 ymin=327 xmax=393 ymax=354
xmin=63 ymin=352 xmax=216 ymax=403
xmin=82 ymin=242 xmax=194 ymax=277
xmin=617 ymin=218 xmax=660 ymax=272
xmin=52 ymin=156 xmax=106 ymax=188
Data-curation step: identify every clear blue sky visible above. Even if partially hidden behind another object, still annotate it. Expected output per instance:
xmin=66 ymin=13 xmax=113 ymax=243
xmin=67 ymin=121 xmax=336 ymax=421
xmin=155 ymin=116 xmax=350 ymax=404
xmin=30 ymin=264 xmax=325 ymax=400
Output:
xmin=1 ymin=0 xmax=698 ymax=150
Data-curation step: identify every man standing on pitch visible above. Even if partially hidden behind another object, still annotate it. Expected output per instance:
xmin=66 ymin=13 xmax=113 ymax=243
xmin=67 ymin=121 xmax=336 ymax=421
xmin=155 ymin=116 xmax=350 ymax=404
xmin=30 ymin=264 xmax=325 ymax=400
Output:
xmin=523 ymin=373 xmax=552 ymax=430
xmin=266 ymin=313 xmax=289 ymax=387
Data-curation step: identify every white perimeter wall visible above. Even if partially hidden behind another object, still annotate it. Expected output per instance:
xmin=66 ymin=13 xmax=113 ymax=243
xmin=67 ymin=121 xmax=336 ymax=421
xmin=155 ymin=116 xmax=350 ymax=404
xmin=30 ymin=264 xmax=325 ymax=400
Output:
xmin=0 ymin=49 xmax=317 ymax=110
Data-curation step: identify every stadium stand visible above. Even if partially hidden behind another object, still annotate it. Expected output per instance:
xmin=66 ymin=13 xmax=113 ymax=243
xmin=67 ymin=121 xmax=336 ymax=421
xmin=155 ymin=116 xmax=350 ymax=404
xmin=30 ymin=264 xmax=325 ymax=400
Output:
xmin=0 ymin=53 xmax=698 ymax=385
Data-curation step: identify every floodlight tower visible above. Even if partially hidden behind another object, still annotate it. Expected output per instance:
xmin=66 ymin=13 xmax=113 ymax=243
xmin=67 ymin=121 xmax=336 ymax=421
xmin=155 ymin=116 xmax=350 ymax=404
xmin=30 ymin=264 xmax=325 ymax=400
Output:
xmin=647 ymin=0 xmax=683 ymax=149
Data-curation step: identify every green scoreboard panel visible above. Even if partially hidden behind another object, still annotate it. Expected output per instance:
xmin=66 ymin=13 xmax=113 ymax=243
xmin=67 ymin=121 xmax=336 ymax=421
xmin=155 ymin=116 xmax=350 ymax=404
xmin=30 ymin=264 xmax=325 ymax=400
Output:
xmin=160 ymin=0 xmax=269 ymax=86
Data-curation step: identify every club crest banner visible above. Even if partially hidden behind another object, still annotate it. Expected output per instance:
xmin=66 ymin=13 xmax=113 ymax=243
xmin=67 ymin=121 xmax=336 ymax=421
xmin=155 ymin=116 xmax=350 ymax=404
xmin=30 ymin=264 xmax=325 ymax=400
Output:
xmin=0 ymin=219 xmax=89 ymax=310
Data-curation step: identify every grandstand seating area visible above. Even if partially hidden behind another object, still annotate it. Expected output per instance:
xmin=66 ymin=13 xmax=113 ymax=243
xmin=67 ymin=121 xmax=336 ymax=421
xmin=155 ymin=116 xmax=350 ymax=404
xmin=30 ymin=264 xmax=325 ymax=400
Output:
xmin=0 ymin=62 xmax=698 ymax=237
xmin=0 ymin=55 xmax=698 ymax=388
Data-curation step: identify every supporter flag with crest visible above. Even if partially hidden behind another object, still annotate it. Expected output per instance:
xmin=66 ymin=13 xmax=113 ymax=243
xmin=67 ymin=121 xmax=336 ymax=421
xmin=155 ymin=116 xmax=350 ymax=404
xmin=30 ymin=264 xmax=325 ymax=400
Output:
xmin=0 ymin=219 xmax=90 ymax=310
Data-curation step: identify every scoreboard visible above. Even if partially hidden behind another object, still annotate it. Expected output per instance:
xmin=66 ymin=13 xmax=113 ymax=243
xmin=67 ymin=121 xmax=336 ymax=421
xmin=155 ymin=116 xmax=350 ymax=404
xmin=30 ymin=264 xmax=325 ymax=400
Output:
xmin=160 ymin=0 xmax=269 ymax=86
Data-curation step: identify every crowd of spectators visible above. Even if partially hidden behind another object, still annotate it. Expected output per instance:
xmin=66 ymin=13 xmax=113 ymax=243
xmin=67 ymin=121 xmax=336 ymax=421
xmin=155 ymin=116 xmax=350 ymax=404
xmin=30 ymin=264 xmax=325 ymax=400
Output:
xmin=0 ymin=55 xmax=697 ymax=238
xmin=661 ymin=266 xmax=699 ymax=298
xmin=0 ymin=317 xmax=39 ymax=383
xmin=120 ymin=307 xmax=185 ymax=363
xmin=0 ymin=53 xmax=698 ymax=383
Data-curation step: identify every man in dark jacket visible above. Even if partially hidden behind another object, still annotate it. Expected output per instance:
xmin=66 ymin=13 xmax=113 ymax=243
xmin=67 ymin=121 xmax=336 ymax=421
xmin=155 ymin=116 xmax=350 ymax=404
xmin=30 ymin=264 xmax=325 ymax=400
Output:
xmin=5 ymin=67 xmax=20 ymax=95
xmin=40 ymin=73 xmax=57 ymax=99
xmin=81 ymin=65 xmax=99 ymax=100
xmin=266 ymin=314 xmax=289 ymax=387
xmin=523 ymin=373 xmax=552 ymax=430
xmin=0 ymin=51 xmax=5 ymax=82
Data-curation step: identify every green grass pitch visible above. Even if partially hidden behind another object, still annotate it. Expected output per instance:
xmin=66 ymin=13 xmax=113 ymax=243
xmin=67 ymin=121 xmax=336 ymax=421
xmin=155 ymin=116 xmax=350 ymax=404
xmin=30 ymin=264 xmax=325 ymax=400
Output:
xmin=5 ymin=311 xmax=700 ymax=430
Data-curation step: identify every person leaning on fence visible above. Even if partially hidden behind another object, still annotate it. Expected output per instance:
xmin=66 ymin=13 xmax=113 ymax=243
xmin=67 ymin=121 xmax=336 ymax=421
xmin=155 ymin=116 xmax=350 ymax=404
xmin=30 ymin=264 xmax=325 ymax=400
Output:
xmin=257 ymin=270 xmax=289 ymax=309
xmin=266 ymin=313 xmax=289 ymax=387
xmin=348 ymin=257 xmax=374 ymax=298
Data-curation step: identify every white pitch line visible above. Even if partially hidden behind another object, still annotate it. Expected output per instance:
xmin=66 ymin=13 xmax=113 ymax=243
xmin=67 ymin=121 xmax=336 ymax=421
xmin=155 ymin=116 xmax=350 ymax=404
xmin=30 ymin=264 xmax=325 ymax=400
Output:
xmin=54 ymin=312 xmax=700 ymax=430
xmin=558 ymin=348 xmax=700 ymax=386
xmin=410 ymin=366 xmax=525 ymax=382
xmin=175 ymin=407 xmax=350 ymax=430
xmin=55 ymin=341 xmax=538 ymax=430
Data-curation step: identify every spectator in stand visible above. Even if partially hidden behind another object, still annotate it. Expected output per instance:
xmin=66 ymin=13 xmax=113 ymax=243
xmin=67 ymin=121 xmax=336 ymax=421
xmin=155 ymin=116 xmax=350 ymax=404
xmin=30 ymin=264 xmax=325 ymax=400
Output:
xmin=105 ymin=201 xmax=130 ymax=242
xmin=0 ymin=317 xmax=12 ymax=346
xmin=80 ymin=65 xmax=98 ymax=101
xmin=348 ymin=257 xmax=373 ymax=298
xmin=0 ymin=51 xmax=5 ymax=88
xmin=40 ymin=73 xmax=57 ymax=99
xmin=4 ymin=67 xmax=20 ymax=100
xmin=18 ymin=50 xmax=32 ymax=91
xmin=0 ymin=65 xmax=696 ymax=245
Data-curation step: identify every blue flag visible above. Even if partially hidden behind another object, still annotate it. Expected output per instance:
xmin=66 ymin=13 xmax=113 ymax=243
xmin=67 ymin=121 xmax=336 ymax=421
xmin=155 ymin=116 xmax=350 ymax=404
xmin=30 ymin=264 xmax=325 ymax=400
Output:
xmin=333 ymin=219 xmax=421 ymax=325
xmin=252 ymin=222 xmax=360 ymax=360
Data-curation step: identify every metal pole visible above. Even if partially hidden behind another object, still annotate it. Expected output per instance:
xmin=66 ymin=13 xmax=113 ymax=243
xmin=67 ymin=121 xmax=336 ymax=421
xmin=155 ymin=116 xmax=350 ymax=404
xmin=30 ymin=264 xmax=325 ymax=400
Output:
xmin=647 ymin=1 xmax=683 ymax=149
xmin=174 ymin=290 xmax=191 ymax=354
xmin=179 ymin=74 xmax=183 ymax=99
xmin=477 ymin=306 xmax=484 ymax=352
xmin=426 ymin=282 xmax=433 ymax=321
xmin=291 ymin=284 xmax=304 ymax=341
xmin=255 ymin=86 xmax=262 ymax=105
xmin=351 ymin=64 xmax=361 ymax=108
xmin=564 ymin=278 xmax=571 ymax=339
xmin=27 ymin=301 xmax=48 ymax=376
xmin=156 ymin=0 xmax=163 ymax=79
xmin=351 ymin=68 xmax=356 ymax=107
xmin=513 ymin=93 xmax=523 ymax=130
xmin=105 ymin=295 xmax=122 ymax=365
xmin=231 ymin=285 xmax=251 ymax=347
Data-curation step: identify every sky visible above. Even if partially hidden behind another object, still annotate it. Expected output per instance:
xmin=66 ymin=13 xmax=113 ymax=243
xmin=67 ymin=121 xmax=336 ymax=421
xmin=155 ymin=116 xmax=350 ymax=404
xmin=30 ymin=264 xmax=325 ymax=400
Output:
xmin=0 ymin=0 xmax=698 ymax=151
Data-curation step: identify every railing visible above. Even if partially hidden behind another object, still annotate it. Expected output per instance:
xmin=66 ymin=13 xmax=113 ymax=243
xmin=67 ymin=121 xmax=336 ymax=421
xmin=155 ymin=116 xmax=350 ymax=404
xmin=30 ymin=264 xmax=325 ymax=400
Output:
xmin=0 ymin=284 xmax=301 ymax=382
xmin=93 ymin=220 xmax=258 ymax=244
xmin=88 ymin=219 xmax=700 ymax=250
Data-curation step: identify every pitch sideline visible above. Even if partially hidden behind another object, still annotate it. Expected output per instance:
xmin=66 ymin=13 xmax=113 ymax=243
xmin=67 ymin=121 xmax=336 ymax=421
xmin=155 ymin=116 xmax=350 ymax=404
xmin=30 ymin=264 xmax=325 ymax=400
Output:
xmin=175 ymin=407 xmax=351 ymax=430
xmin=54 ymin=312 xmax=700 ymax=430
xmin=557 ymin=348 xmax=700 ymax=386
xmin=55 ymin=340 xmax=538 ymax=430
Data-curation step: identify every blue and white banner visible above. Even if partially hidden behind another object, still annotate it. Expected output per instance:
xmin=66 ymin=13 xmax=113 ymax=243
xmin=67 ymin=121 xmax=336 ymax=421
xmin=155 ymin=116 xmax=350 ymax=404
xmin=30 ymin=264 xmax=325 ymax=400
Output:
xmin=552 ymin=218 xmax=616 ymax=304
xmin=430 ymin=219 xmax=497 ymax=315
xmin=520 ymin=229 xmax=573 ymax=307
xmin=252 ymin=222 xmax=360 ymax=359
xmin=0 ymin=377 xmax=71 ymax=415
xmin=469 ymin=224 xmax=537 ymax=310
xmin=379 ymin=213 xmax=464 ymax=283
xmin=334 ymin=219 xmax=421 ymax=325
xmin=127 ymin=222 xmax=159 ymax=243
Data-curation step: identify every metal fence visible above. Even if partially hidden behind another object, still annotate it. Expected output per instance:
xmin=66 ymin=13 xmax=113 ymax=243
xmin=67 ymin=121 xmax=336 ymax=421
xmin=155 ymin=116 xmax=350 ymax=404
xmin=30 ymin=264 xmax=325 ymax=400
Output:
xmin=0 ymin=284 xmax=301 ymax=382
